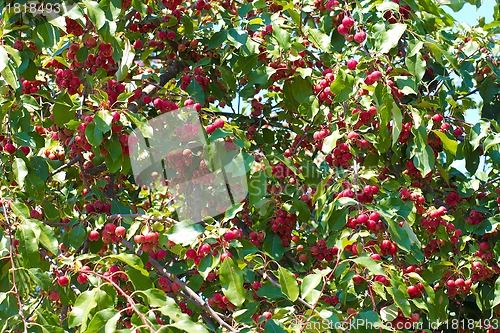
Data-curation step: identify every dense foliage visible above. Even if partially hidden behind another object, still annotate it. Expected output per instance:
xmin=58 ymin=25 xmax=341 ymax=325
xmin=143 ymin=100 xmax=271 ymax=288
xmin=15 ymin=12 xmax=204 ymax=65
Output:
xmin=0 ymin=0 xmax=500 ymax=332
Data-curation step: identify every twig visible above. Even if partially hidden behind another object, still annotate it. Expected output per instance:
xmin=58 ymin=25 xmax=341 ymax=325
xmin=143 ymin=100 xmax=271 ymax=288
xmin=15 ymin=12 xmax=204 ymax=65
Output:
xmin=49 ymin=154 xmax=81 ymax=177
xmin=128 ymin=59 xmax=187 ymax=113
xmin=86 ymin=270 xmax=158 ymax=332
xmin=120 ymin=240 xmax=238 ymax=332
xmin=1 ymin=197 xmax=28 ymax=333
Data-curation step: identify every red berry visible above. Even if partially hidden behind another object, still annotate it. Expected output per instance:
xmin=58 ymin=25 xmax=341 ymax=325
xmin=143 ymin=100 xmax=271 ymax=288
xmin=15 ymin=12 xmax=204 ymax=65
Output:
xmin=89 ymin=230 xmax=100 ymax=241
xmin=57 ymin=275 xmax=69 ymax=286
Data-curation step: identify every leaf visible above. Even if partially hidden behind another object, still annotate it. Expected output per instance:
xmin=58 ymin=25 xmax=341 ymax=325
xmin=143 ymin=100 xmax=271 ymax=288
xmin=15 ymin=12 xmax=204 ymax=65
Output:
xmin=83 ymin=0 xmax=107 ymax=30
xmin=301 ymin=273 xmax=322 ymax=303
xmin=53 ymin=100 xmax=75 ymax=126
xmin=33 ymin=219 xmax=58 ymax=254
xmin=330 ymin=69 xmax=354 ymax=102
xmin=85 ymin=122 xmax=103 ymax=147
xmin=166 ymin=221 xmax=204 ymax=246
xmin=1 ymin=62 xmax=19 ymax=89
xmin=94 ymin=111 xmax=113 ymax=133
xmin=380 ymin=304 xmax=399 ymax=321
xmin=249 ymin=171 xmax=267 ymax=206
xmin=378 ymin=23 xmax=407 ymax=54
xmin=264 ymin=320 xmax=287 ymax=333
xmin=108 ymin=253 xmax=149 ymax=276
xmin=227 ymin=28 xmax=248 ymax=47
xmin=391 ymin=103 xmax=402 ymax=147
xmin=208 ymin=30 xmax=227 ymax=49
xmin=68 ymin=289 xmax=97 ymax=328
xmin=390 ymin=287 xmax=411 ymax=317
xmin=321 ymin=130 xmax=342 ymax=154
xmin=13 ymin=157 xmax=28 ymax=188
xmin=219 ymin=258 xmax=245 ymax=307
xmin=323 ymin=205 xmax=348 ymax=231
xmin=406 ymin=54 xmax=426 ymax=82
xmin=272 ymin=24 xmax=290 ymax=51
xmin=277 ymin=267 xmax=299 ymax=301
xmin=83 ymin=309 xmax=118 ymax=333
xmin=350 ymin=257 xmax=386 ymax=276
xmin=493 ymin=276 xmax=500 ymax=309
xmin=412 ymin=126 xmax=434 ymax=177
xmin=305 ymin=27 xmax=331 ymax=52
xmin=289 ymin=76 xmax=312 ymax=104
xmin=17 ymin=220 xmax=40 ymax=267
xmin=104 ymin=312 xmax=121 ymax=333
xmin=263 ymin=233 xmax=285 ymax=260
xmin=432 ymin=130 xmax=458 ymax=156
xmin=139 ymin=288 xmax=168 ymax=307
xmin=116 ymin=39 xmax=135 ymax=82
xmin=0 ymin=46 xmax=8 ymax=72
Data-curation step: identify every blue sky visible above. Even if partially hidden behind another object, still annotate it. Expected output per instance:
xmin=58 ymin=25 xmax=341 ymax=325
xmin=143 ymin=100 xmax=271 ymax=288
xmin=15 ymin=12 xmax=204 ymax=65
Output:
xmin=443 ymin=0 xmax=496 ymax=173
xmin=443 ymin=0 xmax=496 ymax=124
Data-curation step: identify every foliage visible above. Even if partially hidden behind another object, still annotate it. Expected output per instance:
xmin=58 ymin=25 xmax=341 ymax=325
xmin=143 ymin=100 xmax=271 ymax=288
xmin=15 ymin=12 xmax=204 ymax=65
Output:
xmin=0 ymin=0 xmax=499 ymax=332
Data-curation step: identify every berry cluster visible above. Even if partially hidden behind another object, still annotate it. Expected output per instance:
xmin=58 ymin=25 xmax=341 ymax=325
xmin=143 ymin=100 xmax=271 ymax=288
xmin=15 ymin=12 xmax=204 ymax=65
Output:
xmin=207 ymin=293 xmax=236 ymax=311
xmin=421 ymin=206 xmax=450 ymax=233
xmin=400 ymin=188 xmax=425 ymax=214
xmin=466 ymin=209 xmax=484 ymax=225
xmin=270 ymin=209 xmax=297 ymax=246
xmin=310 ymin=239 xmax=338 ymax=261
xmin=55 ymin=69 xmax=81 ymax=95
xmin=133 ymin=231 xmax=160 ymax=252
xmin=313 ymin=68 xmax=335 ymax=104
xmin=21 ymin=78 xmax=42 ymax=94
xmin=347 ymin=211 xmax=383 ymax=231
xmin=325 ymin=142 xmax=352 ymax=168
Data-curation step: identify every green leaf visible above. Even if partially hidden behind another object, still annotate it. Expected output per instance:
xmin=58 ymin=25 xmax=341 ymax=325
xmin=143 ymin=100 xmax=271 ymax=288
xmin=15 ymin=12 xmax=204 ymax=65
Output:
xmin=263 ymin=233 xmax=285 ymax=260
xmin=301 ymin=273 xmax=322 ymax=303
xmin=390 ymin=287 xmax=411 ymax=317
xmin=1 ymin=62 xmax=19 ymax=89
xmin=53 ymin=98 xmax=75 ymax=127
xmin=104 ymin=312 xmax=121 ymax=333
xmin=116 ymin=39 xmax=135 ymax=82
xmin=85 ymin=122 xmax=103 ymax=147
xmin=83 ymin=309 xmax=118 ymax=333
xmin=13 ymin=157 xmax=28 ymax=188
xmin=406 ymin=54 xmax=426 ymax=82
xmin=166 ymin=221 xmax=204 ymax=246
xmin=108 ymin=253 xmax=149 ymax=276
xmin=208 ymin=30 xmax=227 ymax=49
xmin=94 ymin=111 xmax=113 ymax=133
xmin=323 ymin=205 xmax=348 ymax=231
xmin=219 ymin=258 xmax=245 ymax=307
xmin=305 ymin=27 xmax=331 ymax=52
xmin=83 ymin=0 xmax=107 ymax=30
xmin=377 ymin=23 xmax=407 ymax=54
xmin=493 ymin=276 xmax=500 ymax=309
xmin=272 ymin=23 xmax=290 ymax=51
xmin=290 ymin=76 xmax=312 ymax=104
xmin=469 ymin=122 xmax=489 ymax=150
xmin=249 ymin=171 xmax=267 ymax=206
xmin=17 ymin=220 xmax=40 ymax=267
xmin=227 ymin=28 xmax=248 ymax=48
xmin=264 ymin=320 xmax=287 ymax=333
xmin=380 ymin=304 xmax=399 ymax=321
xmin=330 ymin=69 xmax=354 ymax=102
xmin=68 ymin=289 xmax=97 ymax=328
xmin=412 ymin=126 xmax=434 ymax=177
xmin=391 ymin=103 xmax=402 ymax=147
xmin=321 ymin=130 xmax=342 ymax=154
xmin=350 ymin=256 xmax=386 ymax=276
xmin=277 ymin=267 xmax=299 ymax=301
xmin=432 ymin=130 xmax=458 ymax=156
xmin=33 ymin=219 xmax=58 ymax=255
xmin=0 ymin=46 xmax=8 ymax=72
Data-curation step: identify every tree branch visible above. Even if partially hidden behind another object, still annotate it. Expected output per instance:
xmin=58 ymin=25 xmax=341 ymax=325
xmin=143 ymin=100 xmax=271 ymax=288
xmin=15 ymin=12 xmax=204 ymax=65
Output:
xmin=128 ymin=59 xmax=187 ymax=113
